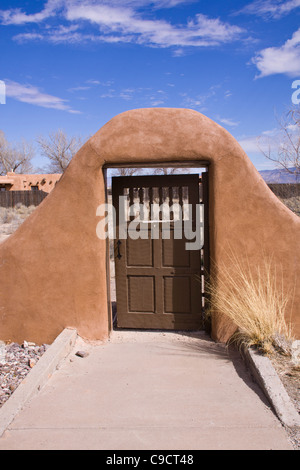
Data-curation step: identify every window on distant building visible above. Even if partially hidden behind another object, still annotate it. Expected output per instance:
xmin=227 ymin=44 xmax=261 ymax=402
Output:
xmin=31 ymin=185 xmax=39 ymax=191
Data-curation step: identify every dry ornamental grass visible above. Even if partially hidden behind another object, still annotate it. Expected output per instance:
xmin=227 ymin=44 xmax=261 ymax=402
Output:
xmin=206 ymin=255 xmax=294 ymax=354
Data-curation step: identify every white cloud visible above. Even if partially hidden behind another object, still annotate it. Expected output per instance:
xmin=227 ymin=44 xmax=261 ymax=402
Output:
xmin=180 ymin=86 xmax=219 ymax=110
xmin=15 ymin=24 xmax=86 ymax=45
xmin=99 ymin=85 xmax=168 ymax=106
xmin=180 ymin=95 xmax=205 ymax=108
xmin=3 ymin=0 xmax=245 ymax=49
xmin=82 ymin=0 xmax=195 ymax=8
xmin=238 ymin=136 xmax=263 ymax=153
xmin=0 ymin=0 xmax=63 ymax=25
xmin=150 ymin=100 xmax=165 ymax=106
xmin=100 ymin=91 xmax=116 ymax=98
xmin=65 ymin=5 xmax=244 ymax=48
xmin=14 ymin=24 xmax=101 ymax=45
xmin=224 ymin=90 xmax=232 ymax=99
xmin=218 ymin=117 xmax=239 ymax=127
xmin=252 ymin=28 xmax=300 ymax=77
xmin=68 ymin=79 xmax=114 ymax=93
xmin=68 ymin=86 xmax=91 ymax=92
xmin=13 ymin=33 xmax=44 ymax=43
xmin=5 ymin=80 xmax=80 ymax=113
xmin=238 ymin=130 xmax=279 ymax=153
xmin=0 ymin=0 xmax=192 ymax=26
xmin=86 ymin=79 xmax=115 ymax=86
xmin=122 ymin=0 xmax=195 ymax=7
xmin=237 ymin=0 xmax=300 ymax=19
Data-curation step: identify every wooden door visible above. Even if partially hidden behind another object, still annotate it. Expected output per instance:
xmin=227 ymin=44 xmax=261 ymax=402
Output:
xmin=112 ymin=173 xmax=208 ymax=330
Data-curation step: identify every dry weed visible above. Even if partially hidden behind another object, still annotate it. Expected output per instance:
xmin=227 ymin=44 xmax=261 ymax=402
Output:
xmin=206 ymin=255 xmax=294 ymax=354
xmin=0 ymin=205 xmax=36 ymax=235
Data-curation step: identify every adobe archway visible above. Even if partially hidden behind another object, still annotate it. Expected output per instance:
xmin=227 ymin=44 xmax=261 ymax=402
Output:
xmin=0 ymin=108 xmax=299 ymax=344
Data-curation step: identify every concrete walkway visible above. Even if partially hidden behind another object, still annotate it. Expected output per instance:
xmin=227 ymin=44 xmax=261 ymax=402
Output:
xmin=0 ymin=331 xmax=293 ymax=450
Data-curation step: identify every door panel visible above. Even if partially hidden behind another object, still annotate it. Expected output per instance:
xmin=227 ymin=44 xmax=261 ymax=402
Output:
xmin=128 ymin=276 xmax=155 ymax=312
xmin=162 ymin=236 xmax=190 ymax=267
xmin=127 ymin=237 xmax=153 ymax=267
xmin=164 ymin=276 xmax=191 ymax=313
xmin=112 ymin=173 xmax=207 ymax=330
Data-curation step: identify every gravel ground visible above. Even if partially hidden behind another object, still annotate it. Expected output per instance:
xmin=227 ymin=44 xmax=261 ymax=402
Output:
xmin=0 ymin=341 xmax=49 ymax=409
xmin=269 ymin=350 xmax=300 ymax=450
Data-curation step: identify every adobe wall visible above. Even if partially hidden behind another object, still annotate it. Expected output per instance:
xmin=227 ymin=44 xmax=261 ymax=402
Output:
xmin=0 ymin=108 xmax=299 ymax=344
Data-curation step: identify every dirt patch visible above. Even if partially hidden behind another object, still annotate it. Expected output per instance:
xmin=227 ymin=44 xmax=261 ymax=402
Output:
xmin=270 ymin=352 xmax=300 ymax=413
xmin=269 ymin=350 xmax=300 ymax=449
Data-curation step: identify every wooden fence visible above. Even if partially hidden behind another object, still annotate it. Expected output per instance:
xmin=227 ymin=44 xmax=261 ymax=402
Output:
xmin=0 ymin=190 xmax=49 ymax=208
xmin=1 ymin=184 xmax=298 ymax=209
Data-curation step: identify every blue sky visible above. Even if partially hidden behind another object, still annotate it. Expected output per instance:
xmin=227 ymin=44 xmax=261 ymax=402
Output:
xmin=0 ymin=0 xmax=300 ymax=171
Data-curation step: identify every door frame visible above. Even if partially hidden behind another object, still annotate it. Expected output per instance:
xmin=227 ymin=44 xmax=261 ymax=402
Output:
xmin=103 ymin=161 xmax=210 ymax=332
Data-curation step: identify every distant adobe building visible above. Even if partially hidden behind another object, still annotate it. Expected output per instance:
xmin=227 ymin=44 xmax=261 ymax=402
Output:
xmin=0 ymin=172 xmax=62 ymax=193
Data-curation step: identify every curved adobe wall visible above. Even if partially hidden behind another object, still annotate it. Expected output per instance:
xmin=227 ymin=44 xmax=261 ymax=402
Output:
xmin=0 ymin=108 xmax=299 ymax=344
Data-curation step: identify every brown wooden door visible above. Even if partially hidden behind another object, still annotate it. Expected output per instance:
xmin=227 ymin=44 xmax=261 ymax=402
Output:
xmin=112 ymin=173 xmax=208 ymax=330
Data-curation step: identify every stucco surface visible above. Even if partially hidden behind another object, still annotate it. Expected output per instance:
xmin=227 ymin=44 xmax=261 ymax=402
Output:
xmin=0 ymin=108 xmax=299 ymax=344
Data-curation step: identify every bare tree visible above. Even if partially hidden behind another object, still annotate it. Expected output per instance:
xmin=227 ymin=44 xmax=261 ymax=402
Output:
xmin=153 ymin=167 xmax=190 ymax=175
xmin=111 ymin=168 xmax=139 ymax=177
xmin=37 ymin=129 xmax=84 ymax=173
xmin=111 ymin=167 xmax=191 ymax=177
xmin=258 ymin=107 xmax=300 ymax=180
xmin=0 ymin=131 xmax=34 ymax=175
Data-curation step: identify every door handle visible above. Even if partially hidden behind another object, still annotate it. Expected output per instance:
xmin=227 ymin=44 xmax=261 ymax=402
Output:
xmin=117 ymin=240 xmax=122 ymax=260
